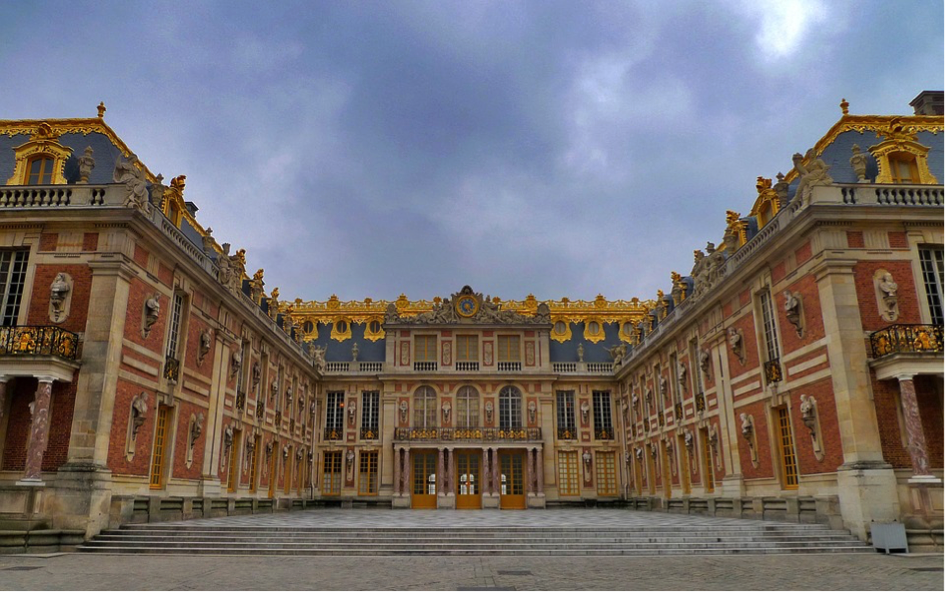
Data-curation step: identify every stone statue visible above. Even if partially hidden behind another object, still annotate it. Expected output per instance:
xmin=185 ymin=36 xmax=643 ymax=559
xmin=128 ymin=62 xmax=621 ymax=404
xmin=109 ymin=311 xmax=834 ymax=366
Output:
xmin=399 ymin=400 xmax=409 ymax=424
xmin=783 ymin=291 xmax=803 ymax=337
xmin=800 ymin=394 xmax=817 ymax=436
xmin=230 ymin=348 xmax=242 ymax=380
xmin=77 ymin=146 xmax=95 ymax=184
xmin=878 ymin=271 xmax=899 ymax=321
xmin=312 ymin=345 xmax=327 ymax=374
xmin=850 ymin=144 xmax=869 ymax=183
xmin=740 ymin=413 xmax=754 ymax=442
xmin=773 ymin=172 xmax=790 ymax=208
xmin=728 ymin=328 xmax=745 ymax=365
xmin=268 ymin=288 xmax=280 ymax=320
xmin=576 ymin=343 xmax=584 ymax=363
xmin=527 ymin=400 xmax=537 ymax=425
xmin=606 ymin=343 xmax=627 ymax=364
xmin=223 ymin=425 xmax=234 ymax=452
xmin=484 ymin=400 xmax=494 ymax=424
xmin=189 ymin=413 xmax=204 ymax=448
xmin=384 ymin=302 xmax=400 ymax=324
xmin=534 ymin=302 xmax=551 ymax=323
xmin=197 ymin=329 xmax=212 ymax=366
xmin=143 ymin=293 xmax=161 ymax=338
xmin=351 ymin=342 xmax=359 ymax=362
xmin=792 ymin=148 xmax=834 ymax=206
xmin=49 ymin=273 xmax=70 ymax=321
xmin=130 ymin=392 xmax=149 ymax=438
xmin=201 ymin=228 xmax=215 ymax=254
xmin=580 ymin=400 xmax=590 ymax=424
xmin=251 ymin=361 xmax=261 ymax=389
xmin=699 ymin=349 xmax=711 ymax=376
xmin=684 ymin=431 xmax=694 ymax=454
xmin=114 ymin=154 xmax=149 ymax=211
xmin=150 ymin=174 xmax=166 ymax=208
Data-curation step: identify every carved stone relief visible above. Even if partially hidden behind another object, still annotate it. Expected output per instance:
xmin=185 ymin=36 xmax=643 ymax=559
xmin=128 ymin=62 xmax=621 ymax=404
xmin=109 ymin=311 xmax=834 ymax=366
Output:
xmin=799 ymin=394 xmax=824 ymax=462
xmin=76 ymin=146 xmax=95 ymax=184
xmin=186 ymin=413 xmax=205 ymax=468
xmin=125 ymin=392 xmax=149 ymax=459
xmin=740 ymin=413 xmax=758 ymax=468
xmin=197 ymin=329 xmax=212 ymax=366
xmin=728 ymin=328 xmax=746 ymax=365
xmin=792 ymin=148 xmax=834 ymax=207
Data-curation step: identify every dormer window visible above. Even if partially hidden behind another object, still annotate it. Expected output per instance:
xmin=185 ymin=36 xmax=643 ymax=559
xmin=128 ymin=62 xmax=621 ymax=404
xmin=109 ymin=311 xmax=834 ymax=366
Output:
xmin=27 ymin=156 xmax=55 ymax=185
xmin=888 ymin=152 xmax=919 ymax=184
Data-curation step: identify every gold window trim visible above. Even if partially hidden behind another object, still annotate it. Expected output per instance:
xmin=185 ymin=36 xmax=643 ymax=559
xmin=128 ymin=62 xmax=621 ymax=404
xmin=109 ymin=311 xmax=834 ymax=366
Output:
xmin=329 ymin=318 xmax=352 ymax=342
xmin=550 ymin=318 xmax=573 ymax=343
xmin=869 ymin=139 xmax=939 ymax=185
xmin=583 ymin=318 xmax=606 ymax=343
xmin=6 ymin=123 xmax=73 ymax=185
xmin=363 ymin=317 xmax=385 ymax=341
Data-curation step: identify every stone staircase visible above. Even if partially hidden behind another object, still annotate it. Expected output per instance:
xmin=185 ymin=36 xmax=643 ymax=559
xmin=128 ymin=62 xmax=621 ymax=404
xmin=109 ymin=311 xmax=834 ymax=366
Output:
xmin=80 ymin=522 xmax=872 ymax=555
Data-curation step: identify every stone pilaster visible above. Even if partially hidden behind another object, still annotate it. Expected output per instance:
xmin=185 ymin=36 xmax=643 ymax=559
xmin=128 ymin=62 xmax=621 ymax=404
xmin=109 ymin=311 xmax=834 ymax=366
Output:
xmin=437 ymin=448 xmax=445 ymax=496
xmin=19 ymin=378 xmax=54 ymax=483
xmin=393 ymin=447 xmax=402 ymax=496
xmin=526 ymin=447 xmax=534 ymax=496
xmin=535 ymin=447 xmax=544 ymax=495
xmin=482 ymin=447 xmax=491 ymax=495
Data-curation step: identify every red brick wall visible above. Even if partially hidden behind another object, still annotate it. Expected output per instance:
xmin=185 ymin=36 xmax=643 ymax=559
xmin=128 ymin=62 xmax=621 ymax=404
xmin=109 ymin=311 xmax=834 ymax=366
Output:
xmin=42 ymin=374 xmax=78 ymax=471
xmin=170 ymin=400 xmax=207 ymax=481
xmin=182 ymin=315 xmax=214 ymax=381
xmin=82 ymin=232 xmax=98 ymax=252
xmin=795 ymin=241 xmax=812 ymax=265
xmin=39 ymin=233 xmax=58 ymax=252
xmin=1 ymin=378 xmax=36 ymax=471
xmin=107 ymin=378 xmax=154 ymax=476
xmin=888 ymin=231 xmax=908 ymax=249
xmin=27 ymin=264 xmax=93 ymax=334
xmin=787 ymin=378 xmax=844 ymax=473
xmin=876 ymin=375 xmax=945 ymax=471
xmin=727 ymin=312 xmax=760 ymax=379
xmin=846 ymin=231 xmax=864 ymax=249
xmin=853 ymin=260 xmax=922 ymax=332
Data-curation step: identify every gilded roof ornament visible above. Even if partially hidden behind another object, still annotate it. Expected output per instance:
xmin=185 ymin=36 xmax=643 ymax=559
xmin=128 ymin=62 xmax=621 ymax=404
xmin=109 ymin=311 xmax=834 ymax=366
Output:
xmin=840 ymin=98 xmax=849 ymax=116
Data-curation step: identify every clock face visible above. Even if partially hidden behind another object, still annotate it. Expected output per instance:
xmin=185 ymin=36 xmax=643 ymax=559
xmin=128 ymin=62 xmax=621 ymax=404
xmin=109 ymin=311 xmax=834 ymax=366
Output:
xmin=456 ymin=295 xmax=479 ymax=318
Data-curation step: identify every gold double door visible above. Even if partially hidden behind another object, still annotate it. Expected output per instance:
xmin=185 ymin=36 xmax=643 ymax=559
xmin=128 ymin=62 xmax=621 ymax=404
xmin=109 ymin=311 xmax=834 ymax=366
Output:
xmin=499 ymin=451 xmax=526 ymax=509
xmin=411 ymin=451 xmax=438 ymax=509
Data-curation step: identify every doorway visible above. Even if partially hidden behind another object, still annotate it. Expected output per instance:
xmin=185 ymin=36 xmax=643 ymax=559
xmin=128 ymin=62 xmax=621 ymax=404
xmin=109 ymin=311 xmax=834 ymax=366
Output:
xmin=411 ymin=451 xmax=437 ymax=509
xmin=455 ymin=450 xmax=481 ymax=509
xmin=498 ymin=451 xmax=525 ymax=509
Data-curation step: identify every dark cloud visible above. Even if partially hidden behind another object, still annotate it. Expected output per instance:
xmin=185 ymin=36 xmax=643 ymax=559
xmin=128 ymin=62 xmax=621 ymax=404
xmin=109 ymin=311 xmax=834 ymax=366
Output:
xmin=2 ymin=1 xmax=942 ymax=302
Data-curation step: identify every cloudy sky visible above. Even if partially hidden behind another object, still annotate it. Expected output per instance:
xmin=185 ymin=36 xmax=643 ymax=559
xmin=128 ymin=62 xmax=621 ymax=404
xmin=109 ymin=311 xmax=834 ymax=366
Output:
xmin=3 ymin=1 xmax=942 ymax=303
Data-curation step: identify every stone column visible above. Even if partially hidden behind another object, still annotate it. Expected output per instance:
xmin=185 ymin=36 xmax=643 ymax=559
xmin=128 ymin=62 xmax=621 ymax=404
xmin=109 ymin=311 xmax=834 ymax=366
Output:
xmin=446 ymin=448 xmax=455 ymax=495
xmin=482 ymin=448 xmax=491 ymax=495
xmin=402 ymin=448 xmax=411 ymax=495
xmin=526 ymin=448 xmax=534 ymax=496
xmin=437 ymin=448 xmax=445 ymax=496
xmin=535 ymin=447 xmax=544 ymax=495
xmin=897 ymin=376 xmax=936 ymax=482
xmin=21 ymin=378 xmax=55 ymax=483
xmin=492 ymin=448 xmax=501 ymax=496
xmin=393 ymin=447 xmax=402 ymax=496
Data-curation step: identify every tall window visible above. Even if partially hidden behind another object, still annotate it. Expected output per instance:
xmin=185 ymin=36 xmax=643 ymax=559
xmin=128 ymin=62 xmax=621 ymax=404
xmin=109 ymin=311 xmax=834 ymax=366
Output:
xmin=149 ymin=406 xmax=172 ymax=489
xmin=455 ymin=386 xmax=479 ymax=428
xmin=415 ymin=335 xmax=437 ymax=362
xmin=556 ymin=391 xmax=576 ymax=439
xmin=414 ymin=386 xmax=437 ymax=428
xmin=557 ymin=451 xmax=579 ymax=496
xmin=776 ymin=407 xmax=799 ymax=489
xmin=323 ymin=451 xmax=342 ymax=495
xmin=498 ymin=386 xmax=522 ymax=429
xmin=236 ymin=339 xmax=249 ymax=394
xmin=358 ymin=450 xmax=379 ymax=495
xmin=919 ymin=246 xmax=944 ymax=326
xmin=325 ymin=391 xmax=345 ymax=435
xmin=497 ymin=336 xmax=521 ymax=362
xmin=689 ymin=339 xmax=703 ymax=394
xmin=456 ymin=335 xmax=478 ymax=361
xmin=669 ymin=352 xmax=680 ymax=402
xmin=361 ymin=391 xmax=380 ymax=437
xmin=592 ymin=391 xmax=613 ymax=439
xmin=595 ymin=451 xmax=617 ymax=496
xmin=759 ymin=290 xmax=780 ymax=362
xmin=0 ymin=251 xmax=28 ymax=326
xmin=26 ymin=156 xmax=54 ymax=185
xmin=166 ymin=292 xmax=185 ymax=360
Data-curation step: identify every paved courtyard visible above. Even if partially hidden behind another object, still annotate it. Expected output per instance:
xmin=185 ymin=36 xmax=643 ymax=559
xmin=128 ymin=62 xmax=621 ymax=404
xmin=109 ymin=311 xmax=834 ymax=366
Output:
xmin=1 ymin=509 xmax=941 ymax=590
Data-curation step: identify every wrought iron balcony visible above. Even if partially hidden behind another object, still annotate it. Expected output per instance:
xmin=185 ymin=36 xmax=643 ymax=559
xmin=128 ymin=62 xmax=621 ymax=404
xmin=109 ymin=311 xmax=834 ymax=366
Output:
xmin=695 ymin=391 xmax=705 ymax=413
xmin=763 ymin=359 xmax=783 ymax=384
xmin=394 ymin=426 xmax=542 ymax=442
xmin=255 ymin=401 xmax=265 ymax=419
xmin=657 ymin=411 xmax=665 ymax=427
xmin=235 ymin=389 xmax=246 ymax=412
xmin=360 ymin=427 xmax=380 ymax=440
xmin=594 ymin=428 xmax=614 ymax=440
xmin=163 ymin=355 xmax=180 ymax=382
xmin=0 ymin=325 xmax=78 ymax=361
xmin=557 ymin=427 xmax=577 ymax=440
xmin=324 ymin=427 xmax=344 ymax=441
xmin=870 ymin=324 xmax=943 ymax=359
xmin=674 ymin=402 xmax=683 ymax=420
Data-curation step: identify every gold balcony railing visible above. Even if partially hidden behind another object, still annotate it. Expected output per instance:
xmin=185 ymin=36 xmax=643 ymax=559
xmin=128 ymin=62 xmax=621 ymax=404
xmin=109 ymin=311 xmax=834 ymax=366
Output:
xmin=870 ymin=324 xmax=943 ymax=358
xmin=393 ymin=426 xmax=542 ymax=442
xmin=0 ymin=325 xmax=79 ymax=361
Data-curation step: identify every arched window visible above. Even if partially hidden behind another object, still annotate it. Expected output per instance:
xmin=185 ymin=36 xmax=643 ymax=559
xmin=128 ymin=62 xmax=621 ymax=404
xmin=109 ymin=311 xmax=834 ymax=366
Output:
xmin=498 ymin=386 xmax=522 ymax=429
xmin=413 ymin=386 xmax=437 ymax=428
xmin=456 ymin=386 xmax=479 ymax=428
xmin=26 ymin=156 xmax=54 ymax=185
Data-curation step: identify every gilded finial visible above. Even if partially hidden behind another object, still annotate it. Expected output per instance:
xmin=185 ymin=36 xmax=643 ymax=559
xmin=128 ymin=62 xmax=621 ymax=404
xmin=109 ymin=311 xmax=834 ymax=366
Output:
xmin=840 ymin=98 xmax=849 ymax=115
xmin=97 ymin=102 xmax=106 ymax=118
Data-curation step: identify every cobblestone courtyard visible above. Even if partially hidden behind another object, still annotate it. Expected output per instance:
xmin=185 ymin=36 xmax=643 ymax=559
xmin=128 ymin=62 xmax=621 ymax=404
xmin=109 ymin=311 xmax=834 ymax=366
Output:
xmin=0 ymin=551 xmax=941 ymax=590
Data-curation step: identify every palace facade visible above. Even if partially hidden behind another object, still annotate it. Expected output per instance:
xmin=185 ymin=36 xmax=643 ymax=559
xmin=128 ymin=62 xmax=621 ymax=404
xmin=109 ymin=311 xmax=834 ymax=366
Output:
xmin=0 ymin=93 xmax=942 ymax=551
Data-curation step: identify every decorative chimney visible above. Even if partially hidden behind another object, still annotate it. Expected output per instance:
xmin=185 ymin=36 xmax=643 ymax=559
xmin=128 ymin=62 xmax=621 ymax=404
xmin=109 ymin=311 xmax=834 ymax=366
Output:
xmin=909 ymin=91 xmax=944 ymax=116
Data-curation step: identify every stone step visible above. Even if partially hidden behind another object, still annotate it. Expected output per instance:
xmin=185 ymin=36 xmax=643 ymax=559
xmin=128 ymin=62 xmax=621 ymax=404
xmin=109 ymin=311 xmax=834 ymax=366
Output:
xmin=113 ymin=524 xmax=836 ymax=534
xmin=78 ymin=545 xmax=873 ymax=556
xmin=89 ymin=533 xmax=857 ymax=543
